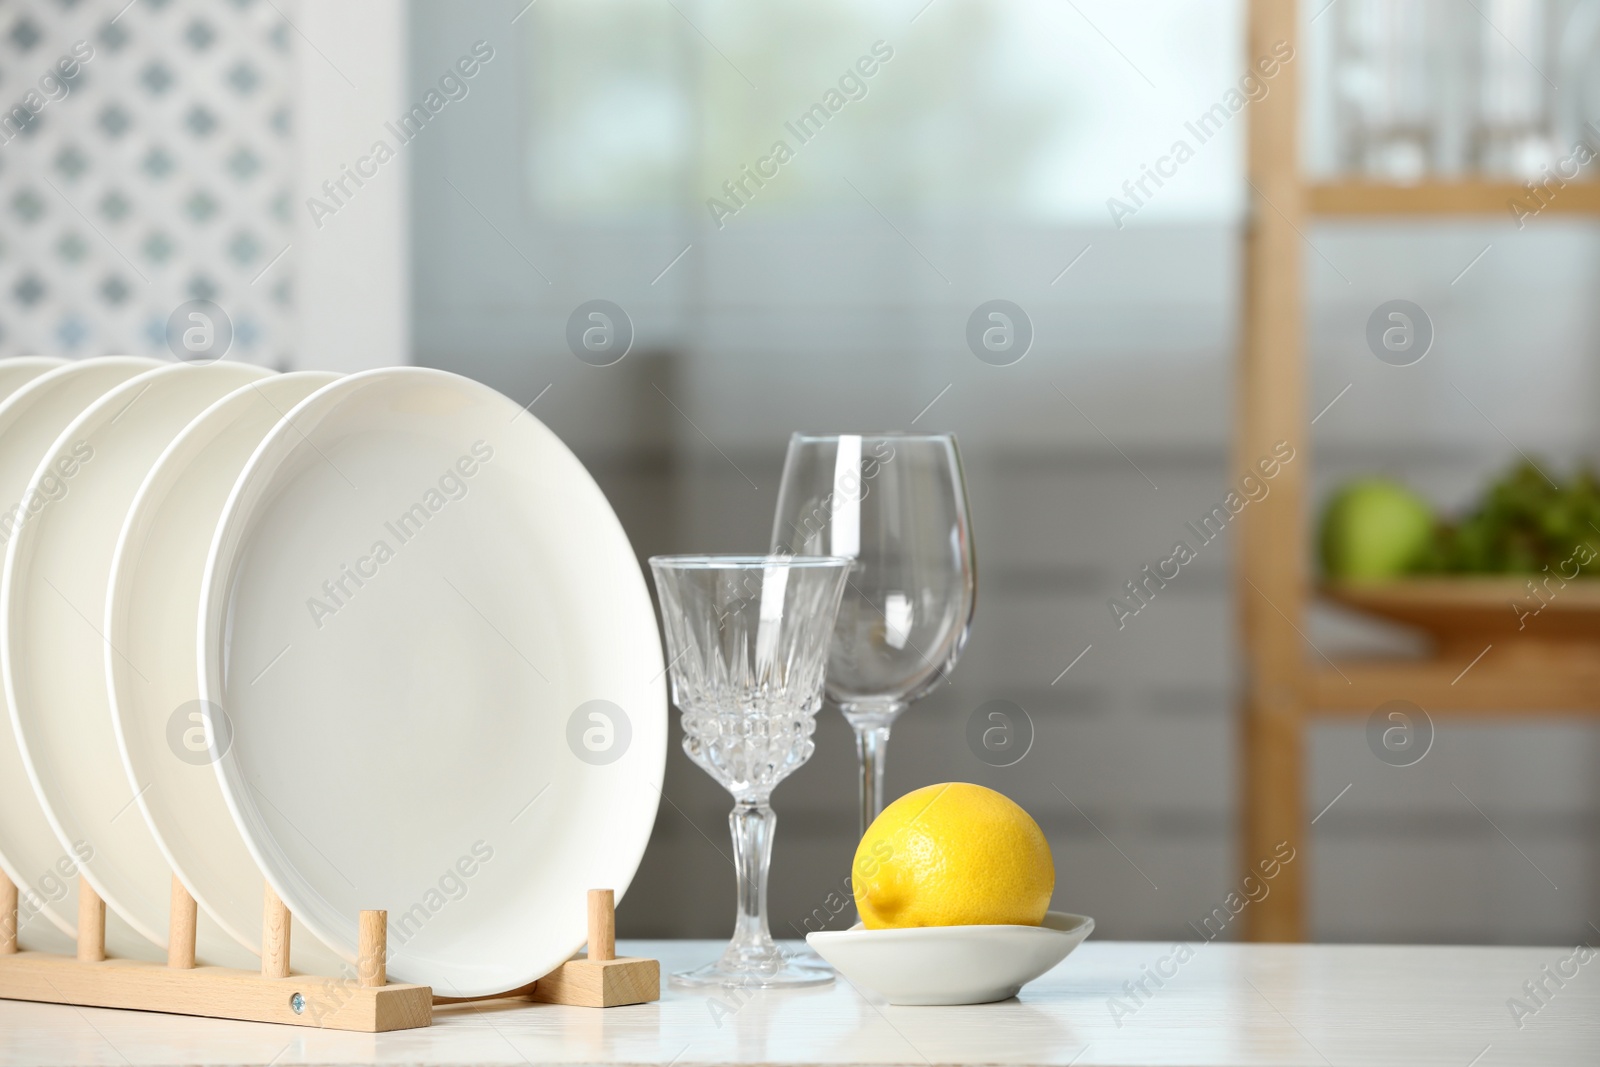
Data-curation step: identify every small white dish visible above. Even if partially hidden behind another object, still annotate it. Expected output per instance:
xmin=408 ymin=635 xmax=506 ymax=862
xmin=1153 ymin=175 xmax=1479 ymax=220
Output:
xmin=806 ymin=911 xmax=1094 ymax=1005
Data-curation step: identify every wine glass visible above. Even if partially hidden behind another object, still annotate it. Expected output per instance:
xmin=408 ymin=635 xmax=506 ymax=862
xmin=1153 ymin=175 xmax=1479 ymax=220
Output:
xmin=649 ymin=554 xmax=852 ymax=988
xmin=771 ymin=433 xmax=977 ymax=837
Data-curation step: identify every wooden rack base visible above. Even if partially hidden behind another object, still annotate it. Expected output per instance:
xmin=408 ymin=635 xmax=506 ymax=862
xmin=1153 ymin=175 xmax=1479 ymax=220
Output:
xmin=0 ymin=951 xmax=433 ymax=1032
xmin=0 ymin=879 xmax=657 ymax=1031
xmin=529 ymin=889 xmax=659 ymax=1008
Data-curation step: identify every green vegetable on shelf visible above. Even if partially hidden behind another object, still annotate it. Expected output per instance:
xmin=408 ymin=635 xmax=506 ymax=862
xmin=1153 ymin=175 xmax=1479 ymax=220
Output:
xmin=1320 ymin=478 xmax=1435 ymax=580
xmin=1322 ymin=461 xmax=1600 ymax=579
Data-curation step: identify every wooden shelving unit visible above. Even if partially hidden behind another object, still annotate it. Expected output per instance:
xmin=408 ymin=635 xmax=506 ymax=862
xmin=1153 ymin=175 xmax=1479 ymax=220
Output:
xmin=1237 ymin=0 xmax=1600 ymax=941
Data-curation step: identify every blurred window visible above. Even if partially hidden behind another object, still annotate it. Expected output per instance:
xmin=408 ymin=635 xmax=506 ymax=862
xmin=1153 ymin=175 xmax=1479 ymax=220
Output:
xmin=521 ymin=0 xmax=1245 ymax=224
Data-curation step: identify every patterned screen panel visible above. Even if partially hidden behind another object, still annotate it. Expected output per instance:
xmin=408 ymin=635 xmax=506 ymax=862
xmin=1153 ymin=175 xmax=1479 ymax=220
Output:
xmin=0 ymin=0 xmax=294 ymax=365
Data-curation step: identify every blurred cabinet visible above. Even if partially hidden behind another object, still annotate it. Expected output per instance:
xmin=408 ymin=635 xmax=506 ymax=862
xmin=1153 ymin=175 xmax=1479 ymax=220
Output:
xmin=1238 ymin=0 xmax=1600 ymax=941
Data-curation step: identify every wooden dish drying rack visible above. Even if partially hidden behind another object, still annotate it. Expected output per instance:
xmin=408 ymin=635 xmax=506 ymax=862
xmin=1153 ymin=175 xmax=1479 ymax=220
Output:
xmin=0 ymin=877 xmax=658 ymax=1032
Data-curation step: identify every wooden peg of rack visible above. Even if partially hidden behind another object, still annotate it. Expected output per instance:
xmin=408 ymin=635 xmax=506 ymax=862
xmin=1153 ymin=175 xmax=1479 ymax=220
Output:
xmin=530 ymin=889 xmax=659 ymax=1007
xmin=358 ymin=910 xmax=386 ymax=987
xmin=77 ymin=880 xmax=105 ymax=963
xmin=261 ymin=882 xmax=291 ymax=979
xmin=168 ymin=877 xmax=197 ymax=970
xmin=1 ymin=872 xmax=17 ymax=956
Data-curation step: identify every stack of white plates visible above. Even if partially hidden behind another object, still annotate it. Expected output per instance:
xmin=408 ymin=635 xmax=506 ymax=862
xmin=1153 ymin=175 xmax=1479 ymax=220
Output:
xmin=0 ymin=358 xmax=665 ymax=997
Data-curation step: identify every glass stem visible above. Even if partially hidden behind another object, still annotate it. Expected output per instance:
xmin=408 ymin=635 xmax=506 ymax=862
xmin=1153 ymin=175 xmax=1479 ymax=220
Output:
xmin=853 ymin=722 xmax=892 ymax=838
xmin=724 ymin=798 xmax=779 ymax=971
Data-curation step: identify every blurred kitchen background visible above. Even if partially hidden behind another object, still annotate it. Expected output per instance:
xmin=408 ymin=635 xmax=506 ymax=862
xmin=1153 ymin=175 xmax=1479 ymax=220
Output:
xmin=3 ymin=0 xmax=1599 ymax=945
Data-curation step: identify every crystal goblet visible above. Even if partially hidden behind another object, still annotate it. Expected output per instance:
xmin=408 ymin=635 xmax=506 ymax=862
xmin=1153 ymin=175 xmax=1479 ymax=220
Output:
xmin=649 ymin=554 xmax=852 ymax=988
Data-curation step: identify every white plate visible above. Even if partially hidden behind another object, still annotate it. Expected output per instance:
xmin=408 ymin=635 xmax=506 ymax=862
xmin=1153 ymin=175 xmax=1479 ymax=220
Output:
xmin=0 ymin=357 xmax=162 ymax=953
xmin=0 ymin=357 xmax=67 ymax=404
xmin=200 ymin=367 xmax=665 ymax=996
xmin=806 ymin=912 xmax=1095 ymax=1005
xmin=4 ymin=361 xmax=272 ymax=961
xmin=108 ymin=372 xmax=346 ymax=976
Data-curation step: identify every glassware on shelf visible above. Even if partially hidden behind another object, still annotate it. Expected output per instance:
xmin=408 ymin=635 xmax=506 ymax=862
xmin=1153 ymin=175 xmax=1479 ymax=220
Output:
xmin=770 ymin=433 xmax=977 ymax=838
xmin=1474 ymin=0 xmax=1559 ymax=178
xmin=649 ymin=554 xmax=852 ymax=989
xmin=1557 ymin=0 xmax=1600 ymax=161
xmin=1336 ymin=0 xmax=1468 ymax=181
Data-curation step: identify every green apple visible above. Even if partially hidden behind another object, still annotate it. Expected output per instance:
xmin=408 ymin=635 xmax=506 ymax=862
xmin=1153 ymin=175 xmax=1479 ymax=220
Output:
xmin=1320 ymin=479 xmax=1435 ymax=580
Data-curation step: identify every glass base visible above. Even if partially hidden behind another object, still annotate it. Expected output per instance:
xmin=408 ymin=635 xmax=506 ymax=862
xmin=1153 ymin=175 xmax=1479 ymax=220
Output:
xmin=670 ymin=944 xmax=834 ymax=989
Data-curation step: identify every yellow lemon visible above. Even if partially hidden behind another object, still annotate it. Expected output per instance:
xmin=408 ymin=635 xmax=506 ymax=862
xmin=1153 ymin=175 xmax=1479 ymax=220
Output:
xmin=852 ymin=782 xmax=1054 ymax=929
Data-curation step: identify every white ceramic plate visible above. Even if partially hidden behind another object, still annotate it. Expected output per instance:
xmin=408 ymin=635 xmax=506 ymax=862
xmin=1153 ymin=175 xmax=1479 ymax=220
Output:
xmin=107 ymin=372 xmax=346 ymax=975
xmin=0 ymin=356 xmax=162 ymax=953
xmin=200 ymin=367 xmax=665 ymax=996
xmin=0 ymin=357 xmax=67 ymax=403
xmin=807 ymin=912 xmax=1095 ymax=1005
xmin=4 ymin=361 xmax=272 ymax=961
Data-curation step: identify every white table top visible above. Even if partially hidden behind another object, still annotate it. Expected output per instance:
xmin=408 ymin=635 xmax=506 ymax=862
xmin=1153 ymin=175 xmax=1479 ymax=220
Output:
xmin=2 ymin=939 xmax=1595 ymax=1066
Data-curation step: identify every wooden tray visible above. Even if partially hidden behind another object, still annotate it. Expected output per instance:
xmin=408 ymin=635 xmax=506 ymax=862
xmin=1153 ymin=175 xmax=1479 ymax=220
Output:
xmin=1321 ymin=577 xmax=1600 ymax=652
